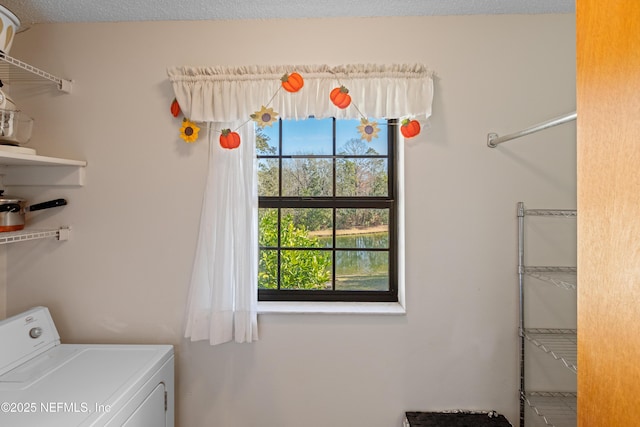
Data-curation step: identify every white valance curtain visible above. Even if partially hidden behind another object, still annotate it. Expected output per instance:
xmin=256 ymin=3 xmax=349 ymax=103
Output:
xmin=168 ymin=64 xmax=434 ymax=122
xmin=168 ymin=64 xmax=434 ymax=346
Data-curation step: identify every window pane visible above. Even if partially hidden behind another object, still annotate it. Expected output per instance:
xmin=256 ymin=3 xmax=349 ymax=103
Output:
xmin=282 ymin=118 xmax=333 ymax=155
xmin=335 ymin=251 xmax=389 ymax=291
xmin=280 ymin=250 xmax=332 ymax=290
xmin=257 ymin=117 xmax=396 ymax=302
xmin=336 ymin=208 xmax=389 ymax=248
xmin=281 ymin=208 xmax=333 ymax=248
xmin=257 ymin=125 xmax=279 ymax=155
xmin=258 ymin=249 xmax=278 ymax=289
xmin=258 ymin=208 xmax=279 ymax=247
xmin=282 ymin=158 xmax=332 ymax=197
xmin=336 ymin=118 xmax=388 ymax=155
xmin=336 ymin=158 xmax=388 ymax=197
xmin=258 ymin=158 xmax=279 ymax=196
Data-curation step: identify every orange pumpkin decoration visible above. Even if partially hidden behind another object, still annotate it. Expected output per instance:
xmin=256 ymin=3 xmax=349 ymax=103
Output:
xmin=170 ymin=98 xmax=181 ymax=117
xmin=400 ymin=119 xmax=421 ymax=138
xmin=281 ymin=72 xmax=304 ymax=93
xmin=330 ymin=86 xmax=351 ymax=109
xmin=220 ymin=129 xmax=241 ymax=149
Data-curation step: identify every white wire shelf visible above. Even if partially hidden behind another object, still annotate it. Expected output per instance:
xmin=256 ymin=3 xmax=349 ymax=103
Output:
xmin=0 ymin=53 xmax=72 ymax=93
xmin=0 ymin=227 xmax=70 ymax=245
xmin=524 ymin=209 xmax=576 ymax=218
xmin=524 ymin=267 xmax=577 ymax=290
xmin=523 ymin=328 xmax=577 ymax=373
xmin=523 ymin=391 xmax=576 ymax=427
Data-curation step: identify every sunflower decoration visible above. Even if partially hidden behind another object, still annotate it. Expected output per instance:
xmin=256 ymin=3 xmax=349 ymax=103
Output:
xmin=180 ymin=118 xmax=201 ymax=143
xmin=357 ymin=118 xmax=380 ymax=142
xmin=251 ymin=106 xmax=279 ymax=128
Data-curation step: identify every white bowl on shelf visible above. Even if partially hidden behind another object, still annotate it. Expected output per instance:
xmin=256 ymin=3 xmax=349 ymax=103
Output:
xmin=0 ymin=109 xmax=33 ymax=145
xmin=0 ymin=5 xmax=20 ymax=54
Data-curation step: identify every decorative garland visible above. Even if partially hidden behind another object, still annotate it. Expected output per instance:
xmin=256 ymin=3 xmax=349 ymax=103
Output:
xmin=170 ymin=71 xmax=421 ymax=148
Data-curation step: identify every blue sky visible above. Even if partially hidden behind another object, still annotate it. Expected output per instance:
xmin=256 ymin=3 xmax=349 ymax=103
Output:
xmin=259 ymin=117 xmax=388 ymax=156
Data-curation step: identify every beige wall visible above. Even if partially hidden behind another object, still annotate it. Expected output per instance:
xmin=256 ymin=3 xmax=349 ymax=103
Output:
xmin=4 ymin=14 xmax=575 ymax=427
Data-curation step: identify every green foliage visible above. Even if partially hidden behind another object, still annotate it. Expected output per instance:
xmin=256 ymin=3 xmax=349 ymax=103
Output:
xmin=256 ymin=127 xmax=276 ymax=155
xmin=258 ymin=209 xmax=331 ymax=290
xmin=283 ymin=207 xmax=332 ymax=233
xmin=336 ymin=208 xmax=388 ymax=230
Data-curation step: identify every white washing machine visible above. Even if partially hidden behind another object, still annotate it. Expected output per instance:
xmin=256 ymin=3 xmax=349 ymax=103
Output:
xmin=0 ymin=306 xmax=174 ymax=427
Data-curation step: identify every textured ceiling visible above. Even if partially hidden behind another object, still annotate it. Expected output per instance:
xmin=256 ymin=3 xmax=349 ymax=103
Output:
xmin=1 ymin=0 xmax=574 ymax=26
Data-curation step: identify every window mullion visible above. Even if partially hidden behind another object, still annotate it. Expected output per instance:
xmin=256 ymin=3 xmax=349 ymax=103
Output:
xmin=276 ymin=119 xmax=283 ymax=291
xmin=332 ymin=118 xmax=337 ymax=291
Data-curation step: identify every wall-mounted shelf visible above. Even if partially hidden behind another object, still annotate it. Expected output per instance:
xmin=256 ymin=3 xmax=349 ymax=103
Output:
xmin=0 ymin=150 xmax=85 ymax=167
xmin=0 ymin=151 xmax=86 ymax=186
xmin=0 ymin=53 xmax=72 ymax=93
xmin=0 ymin=55 xmax=81 ymax=185
xmin=0 ymin=227 xmax=70 ymax=245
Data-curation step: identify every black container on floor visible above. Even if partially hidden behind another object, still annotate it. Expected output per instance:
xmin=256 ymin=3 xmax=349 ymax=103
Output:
xmin=405 ymin=411 xmax=512 ymax=427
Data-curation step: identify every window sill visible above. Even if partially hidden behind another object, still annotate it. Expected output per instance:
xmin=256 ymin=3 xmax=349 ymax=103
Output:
xmin=257 ymin=301 xmax=406 ymax=315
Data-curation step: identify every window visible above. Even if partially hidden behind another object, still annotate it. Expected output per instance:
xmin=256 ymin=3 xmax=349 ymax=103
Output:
xmin=257 ymin=117 xmax=397 ymax=302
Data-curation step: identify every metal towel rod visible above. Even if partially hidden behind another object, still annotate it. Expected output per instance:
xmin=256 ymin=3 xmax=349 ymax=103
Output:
xmin=487 ymin=111 xmax=576 ymax=148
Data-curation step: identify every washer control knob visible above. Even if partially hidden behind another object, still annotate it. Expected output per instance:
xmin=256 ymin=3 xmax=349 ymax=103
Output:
xmin=29 ymin=327 xmax=43 ymax=339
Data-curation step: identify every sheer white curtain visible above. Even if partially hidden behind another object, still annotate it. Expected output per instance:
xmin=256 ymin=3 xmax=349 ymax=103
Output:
xmin=182 ymin=122 xmax=258 ymax=345
xmin=168 ymin=64 xmax=434 ymax=345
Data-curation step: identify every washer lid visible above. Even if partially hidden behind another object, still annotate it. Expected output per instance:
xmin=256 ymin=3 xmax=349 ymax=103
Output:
xmin=0 ymin=344 xmax=173 ymax=426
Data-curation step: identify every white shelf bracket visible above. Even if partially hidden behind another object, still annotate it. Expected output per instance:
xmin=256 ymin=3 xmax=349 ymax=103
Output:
xmin=57 ymin=227 xmax=70 ymax=241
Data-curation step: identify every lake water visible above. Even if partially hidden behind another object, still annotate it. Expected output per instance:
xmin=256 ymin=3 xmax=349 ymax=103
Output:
xmin=318 ymin=232 xmax=389 ymax=291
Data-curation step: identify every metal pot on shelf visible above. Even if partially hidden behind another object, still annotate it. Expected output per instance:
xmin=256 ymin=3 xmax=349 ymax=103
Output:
xmin=0 ymin=190 xmax=67 ymax=232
